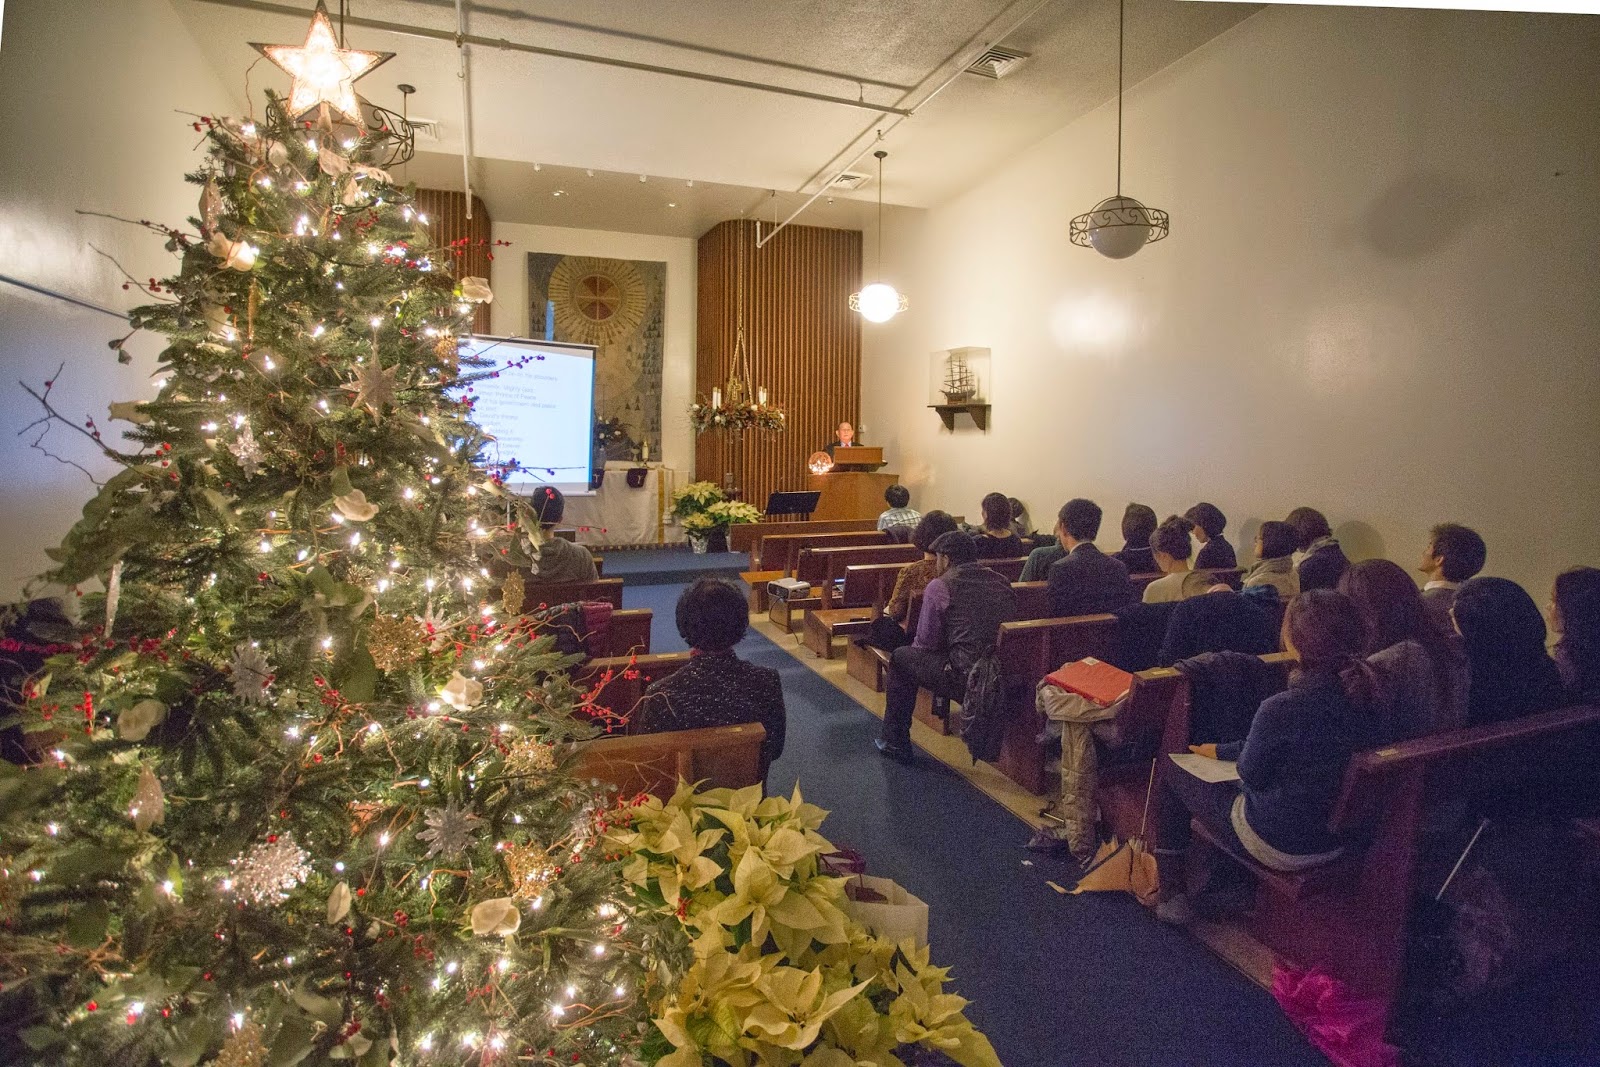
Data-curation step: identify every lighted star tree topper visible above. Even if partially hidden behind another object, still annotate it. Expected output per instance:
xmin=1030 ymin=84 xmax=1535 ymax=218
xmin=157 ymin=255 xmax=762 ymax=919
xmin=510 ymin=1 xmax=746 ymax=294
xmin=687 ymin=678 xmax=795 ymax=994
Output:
xmin=252 ymin=0 xmax=394 ymax=128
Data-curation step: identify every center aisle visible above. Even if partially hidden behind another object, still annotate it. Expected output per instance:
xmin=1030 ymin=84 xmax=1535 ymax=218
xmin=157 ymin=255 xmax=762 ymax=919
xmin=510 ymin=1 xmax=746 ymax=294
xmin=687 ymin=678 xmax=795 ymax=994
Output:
xmin=623 ymin=581 xmax=1324 ymax=1067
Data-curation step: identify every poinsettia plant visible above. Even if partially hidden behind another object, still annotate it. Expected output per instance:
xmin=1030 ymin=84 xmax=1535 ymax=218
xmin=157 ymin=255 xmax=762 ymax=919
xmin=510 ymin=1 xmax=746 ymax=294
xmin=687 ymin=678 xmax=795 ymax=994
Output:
xmin=606 ymin=783 xmax=1001 ymax=1067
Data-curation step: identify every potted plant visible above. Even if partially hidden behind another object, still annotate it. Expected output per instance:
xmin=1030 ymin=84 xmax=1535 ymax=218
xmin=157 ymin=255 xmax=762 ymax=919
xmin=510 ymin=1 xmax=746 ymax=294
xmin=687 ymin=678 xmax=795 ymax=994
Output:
xmin=670 ymin=482 xmax=762 ymax=553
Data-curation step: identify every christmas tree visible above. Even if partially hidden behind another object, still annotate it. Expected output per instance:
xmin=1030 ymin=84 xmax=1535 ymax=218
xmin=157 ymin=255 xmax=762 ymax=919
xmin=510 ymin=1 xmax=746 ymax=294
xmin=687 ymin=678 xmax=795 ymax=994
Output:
xmin=1 ymin=92 xmax=687 ymax=1064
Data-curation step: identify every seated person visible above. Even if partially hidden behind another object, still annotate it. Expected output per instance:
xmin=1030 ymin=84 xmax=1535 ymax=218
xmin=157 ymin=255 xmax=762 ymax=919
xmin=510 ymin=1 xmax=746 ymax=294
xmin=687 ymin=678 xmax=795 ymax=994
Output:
xmin=1019 ymin=540 xmax=1065 ymax=582
xmin=1453 ymin=577 xmax=1566 ymax=727
xmin=1156 ymin=590 xmax=1382 ymax=923
xmin=969 ymin=492 xmax=1026 ymax=559
xmin=876 ymin=483 xmax=921 ymax=535
xmin=1142 ymin=516 xmax=1218 ymax=603
xmin=524 ymin=486 xmax=597 ymax=584
xmin=1241 ymin=520 xmax=1299 ymax=600
xmin=1158 ymin=587 xmax=1278 ymax=666
xmin=1553 ymin=566 xmax=1600 ymax=701
xmin=876 ymin=532 xmax=1018 ymax=763
xmin=1185 ymin=502 xmax=1237 ymax=570
xmin=1008 ymin=497 xmax=1032 ymax=540
xmin=1047 ymin=498 xmax=1138 ymax=618
xmin=867 ymin=511 xmax=960 ymax=650
xmin=634 ymin=578 xmax=786 ymax=776
xmin=1417 ymin=522 xmax=1487 ymax=633
xmin=824 ymin=420 xmax=859 ymax=457
xmin=1111 ymin=503 xmax=1159 ymax=575
xmin=1339 ymin=559 xmax=1468 ymax=739
xmin=1286 ymin=506 xmax=1349 ymax=591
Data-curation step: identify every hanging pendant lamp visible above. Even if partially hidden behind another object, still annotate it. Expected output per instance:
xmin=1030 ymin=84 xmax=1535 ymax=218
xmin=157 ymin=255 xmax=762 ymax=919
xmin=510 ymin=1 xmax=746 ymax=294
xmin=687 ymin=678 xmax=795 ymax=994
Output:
xmin=850 ymin=150 xmax=909 ymax=323
xmin=1070 ymin=0 xmax=1169 ymax=259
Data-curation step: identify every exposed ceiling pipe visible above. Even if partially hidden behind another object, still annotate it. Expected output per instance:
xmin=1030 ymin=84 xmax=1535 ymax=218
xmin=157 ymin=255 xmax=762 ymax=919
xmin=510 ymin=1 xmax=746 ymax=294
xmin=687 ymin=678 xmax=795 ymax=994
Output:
xmin=454 ymin=0 xmax=474 ymax=218
xmin=754 ymin=0 xmax=1056 ymax=248
xmin=189 ymin=0 xmax=914 ymax=116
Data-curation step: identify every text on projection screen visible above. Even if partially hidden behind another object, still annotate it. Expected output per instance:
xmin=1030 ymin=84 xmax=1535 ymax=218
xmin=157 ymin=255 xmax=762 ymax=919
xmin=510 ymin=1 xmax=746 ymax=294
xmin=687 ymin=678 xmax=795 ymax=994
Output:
xmin=460 ymin=337 xmax=595 ymax=495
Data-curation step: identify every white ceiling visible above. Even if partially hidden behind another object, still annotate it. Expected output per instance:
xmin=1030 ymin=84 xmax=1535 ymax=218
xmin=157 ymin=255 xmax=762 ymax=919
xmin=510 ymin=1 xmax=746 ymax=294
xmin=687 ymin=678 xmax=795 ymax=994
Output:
xmin=175 ymin=0 xmax=1260 ymax=234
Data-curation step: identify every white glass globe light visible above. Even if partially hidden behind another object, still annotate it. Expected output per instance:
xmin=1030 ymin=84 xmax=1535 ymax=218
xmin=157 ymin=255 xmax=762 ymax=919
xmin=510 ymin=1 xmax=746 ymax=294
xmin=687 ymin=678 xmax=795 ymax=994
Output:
xmin=853 ymin=282 xmax=903 ymax=324
xmin=1087 ymin=196 xmax=1152 ymax=260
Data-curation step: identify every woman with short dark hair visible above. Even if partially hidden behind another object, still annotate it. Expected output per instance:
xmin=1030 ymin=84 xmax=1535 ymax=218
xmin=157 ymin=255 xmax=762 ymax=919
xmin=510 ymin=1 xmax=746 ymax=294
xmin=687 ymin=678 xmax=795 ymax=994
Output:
xmin=1553 ymin=567 xmax=1600 ymax=701
xmin=1339 ymin=559 xmax=1469 ymax=739
xmin=1112 ymin=504 xmax=1159 ymax=575
xmin=635 ymin=578 xmax=787 ymax=775
xmin=1185 ymin=502 xmax=1237 ymax=570
xmin=970 ymin=492 xmax=1024 ymax=560
xmin=1242 ymin=520 xmax=1300 ymax=600
xmin=882 ymin=511 xmax=959 ymax=628
xmin=1286 ymin=507 xmax=1348 ymax=591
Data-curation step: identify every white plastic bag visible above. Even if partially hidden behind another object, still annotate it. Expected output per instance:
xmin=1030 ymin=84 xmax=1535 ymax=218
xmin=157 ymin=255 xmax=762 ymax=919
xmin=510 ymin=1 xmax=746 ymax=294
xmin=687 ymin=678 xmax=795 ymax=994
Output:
xmin=843 ymin=875 xmax=929 ymax=948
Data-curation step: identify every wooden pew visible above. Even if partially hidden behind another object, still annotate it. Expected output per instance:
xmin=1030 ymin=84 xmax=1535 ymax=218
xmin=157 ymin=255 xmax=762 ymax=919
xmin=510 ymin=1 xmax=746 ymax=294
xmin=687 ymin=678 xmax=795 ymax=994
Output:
xmin=730 ymin=518 xmax=877 ymax=555
xmin=518 ymin=576 xmax=625 ymax=610
xmin=1184 ymin=701 xmax=1600 ymax=1032
xmin=743 ymin=530 xmax=892 ymax=611
xmin=572 ymin=651 xmax=692 ymax=725
xmin=600 ymin=609 xmax=651 ymax=658
xmin=769 ymin=543 xmax=921 ymax=632
xmin=991 ymin=615 xmax=1122 ymax=792
xmin=572 ymin=722 xmax=768 ymax=798
xmin=801 ymin=561 xmax=914 ymax=659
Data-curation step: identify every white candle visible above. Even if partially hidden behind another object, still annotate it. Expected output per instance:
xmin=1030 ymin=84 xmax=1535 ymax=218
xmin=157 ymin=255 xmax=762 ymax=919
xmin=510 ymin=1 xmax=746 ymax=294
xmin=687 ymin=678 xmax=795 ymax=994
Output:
xmin=758 ymin=387 xmax=768 ymax=405
xmin=711 ymin=387 xmax=722 ymax=409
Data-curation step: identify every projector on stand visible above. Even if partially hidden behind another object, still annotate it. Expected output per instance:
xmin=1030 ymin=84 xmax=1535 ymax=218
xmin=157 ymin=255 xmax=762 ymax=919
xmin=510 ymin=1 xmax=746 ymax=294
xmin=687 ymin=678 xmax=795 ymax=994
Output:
xmin=767 ymin=578 xmax=811 ymax=602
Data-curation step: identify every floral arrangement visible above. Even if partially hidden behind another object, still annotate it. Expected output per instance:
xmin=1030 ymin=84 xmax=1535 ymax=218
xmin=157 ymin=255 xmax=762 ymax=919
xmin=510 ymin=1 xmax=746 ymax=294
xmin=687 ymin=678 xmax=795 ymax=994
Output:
xmin=670 ymin=482 xmax=762 ymax=534
xmin=607 ymin=783 xmax=1001 ymax=1067
xmin=690 ymin=400 xmax=787 ymax=435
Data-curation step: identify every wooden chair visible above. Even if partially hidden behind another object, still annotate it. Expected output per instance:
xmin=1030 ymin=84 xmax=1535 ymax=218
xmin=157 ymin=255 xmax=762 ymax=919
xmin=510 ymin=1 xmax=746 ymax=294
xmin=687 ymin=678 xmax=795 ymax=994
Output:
xmin=572 ymin=722 xmax=768 ymax=799
xmin=1184 ymin=701 xmax=1600 ymax=1032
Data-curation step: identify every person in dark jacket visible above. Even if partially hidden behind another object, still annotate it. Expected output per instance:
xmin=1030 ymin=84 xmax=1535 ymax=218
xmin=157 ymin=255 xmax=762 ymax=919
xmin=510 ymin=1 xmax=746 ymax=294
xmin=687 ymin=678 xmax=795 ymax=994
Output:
xmin=636 ymin=579 xmax=787 ymax=776
xmin=1159 ymin=588 xmax=1278 ymax=668
xmin=1185 ymin=502 xmax=1237 ymax=570
xmin=1156 ymin=590 xmax=1382 ymax=923
xmin=969 ymin=492 xmax=1025 ymax=560
xmin=1046 ymin=499 xmax=1138 ymax=619
xmin=1111 ymin=503 xmax=1159 ymax=576
xmin=1286 ymin=506 xmax=1348 ymax=592
xmin=1551 ymin=566 xmax=1600 ymax=702
xmin=1452 ymin=577 xmax=1567 ymax=727
xmin=876 ymin=532 xmax=1018 ymax=762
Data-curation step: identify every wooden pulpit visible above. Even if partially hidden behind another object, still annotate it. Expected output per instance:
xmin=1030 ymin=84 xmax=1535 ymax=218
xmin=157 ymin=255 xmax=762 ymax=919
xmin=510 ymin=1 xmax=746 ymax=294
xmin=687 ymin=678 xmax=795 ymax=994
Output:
xmin=806 ymin=447 xmax=896 ymax=521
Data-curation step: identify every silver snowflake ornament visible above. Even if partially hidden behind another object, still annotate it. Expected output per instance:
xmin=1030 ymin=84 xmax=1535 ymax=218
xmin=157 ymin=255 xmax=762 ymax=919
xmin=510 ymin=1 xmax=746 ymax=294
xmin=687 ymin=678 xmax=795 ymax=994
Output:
xmin=231 ymin=643 xmax=272 ymax=705
xmin=231 ymin=832 xmax=311 ymax=905
xmin=343 ymin=358 xmax=399 ymax=413
xmin=418 ymin=800 xmax=481 ymax=858
xmin=229 ymin=423 xmax=263 ymax=478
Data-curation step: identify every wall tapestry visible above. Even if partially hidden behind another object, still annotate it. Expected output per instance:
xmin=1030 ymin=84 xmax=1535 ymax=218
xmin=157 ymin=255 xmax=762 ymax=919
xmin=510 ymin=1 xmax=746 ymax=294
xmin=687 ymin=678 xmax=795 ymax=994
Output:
xmin=527 ymin=252 xmax=665 ymax=460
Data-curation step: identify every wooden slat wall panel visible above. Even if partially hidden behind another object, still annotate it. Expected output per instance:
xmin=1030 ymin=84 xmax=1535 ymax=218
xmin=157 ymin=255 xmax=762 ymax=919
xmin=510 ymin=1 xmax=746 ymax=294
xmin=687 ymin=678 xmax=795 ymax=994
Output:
xmin=695 ymin=220 xmax=862 ymax=516
xmin=414 ymin=189 xmax=492 ymax=335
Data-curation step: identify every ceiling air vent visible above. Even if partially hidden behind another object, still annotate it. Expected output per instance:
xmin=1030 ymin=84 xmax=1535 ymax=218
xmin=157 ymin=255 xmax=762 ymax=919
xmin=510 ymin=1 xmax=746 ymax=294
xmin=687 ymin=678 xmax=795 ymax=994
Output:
xmin=827 ymin=171 xmax=871 ymax=191
xmin=964 ymin=45 xmax=1030 ymax=80
xmin=406 ymin=117 xmax=442 ymax=142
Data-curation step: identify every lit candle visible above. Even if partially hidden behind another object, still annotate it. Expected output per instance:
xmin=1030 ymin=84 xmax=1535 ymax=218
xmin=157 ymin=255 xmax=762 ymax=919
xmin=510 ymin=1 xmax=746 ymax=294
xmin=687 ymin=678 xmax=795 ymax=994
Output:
xmin=758 ymin=387 xmax=768 ymax=406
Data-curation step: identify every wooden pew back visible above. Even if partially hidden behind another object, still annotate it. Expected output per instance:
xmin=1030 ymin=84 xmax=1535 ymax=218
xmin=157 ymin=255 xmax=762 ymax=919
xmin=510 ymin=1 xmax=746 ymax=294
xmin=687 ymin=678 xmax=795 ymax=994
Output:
xmin=757 ymin=530 xmax=889 ymax=573
xmin=804 ymin=544 xmax=922 ymax=607
xmin=731 ymin=518 xmax=876 ymax=555
xmin=602 ymin=609 xmax=652 ymax=658
xmin=840 ymin=561 xmax=912 ymax=612
xmin=520 ymin=577 xmax=625 ymax=610
xmin=572 ymin=722 xmax=767 ymax=798
xmin=992 ymin=614 xmax=1121 ymax=792
xmin=572 ymin=652 xmax=692 ymax=725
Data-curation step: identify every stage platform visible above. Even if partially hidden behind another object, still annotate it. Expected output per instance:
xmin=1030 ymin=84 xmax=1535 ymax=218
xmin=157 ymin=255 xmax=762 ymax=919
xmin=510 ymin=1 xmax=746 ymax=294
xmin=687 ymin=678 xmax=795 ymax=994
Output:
xmin=602 ymin=546 xmax=750 ymax=586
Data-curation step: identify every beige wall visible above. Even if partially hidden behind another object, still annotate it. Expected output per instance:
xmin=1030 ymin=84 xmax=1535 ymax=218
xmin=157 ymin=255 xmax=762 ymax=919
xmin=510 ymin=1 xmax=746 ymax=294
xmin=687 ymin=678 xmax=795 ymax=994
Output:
xmin=0 ymin=0 xmax=239 ymax=599
xmin=487 ymin=222 xmax=698 ymax=478
xmin=862 ymin=5 xmax=1600 ymax=600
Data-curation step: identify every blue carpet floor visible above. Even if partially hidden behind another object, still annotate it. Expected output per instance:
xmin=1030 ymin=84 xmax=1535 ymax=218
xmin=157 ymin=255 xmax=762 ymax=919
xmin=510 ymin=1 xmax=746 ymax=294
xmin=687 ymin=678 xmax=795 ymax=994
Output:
xmin=601 ymin=547 xmax=749 ymax=585
xmin=623 ymin=580 xmax=1325 ymax=1066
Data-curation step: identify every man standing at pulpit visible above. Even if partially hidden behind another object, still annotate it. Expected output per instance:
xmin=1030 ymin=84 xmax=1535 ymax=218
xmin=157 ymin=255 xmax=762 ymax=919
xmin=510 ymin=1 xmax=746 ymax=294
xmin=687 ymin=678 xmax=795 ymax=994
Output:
xmin=824 ymin=421 xmax=860 ymax=458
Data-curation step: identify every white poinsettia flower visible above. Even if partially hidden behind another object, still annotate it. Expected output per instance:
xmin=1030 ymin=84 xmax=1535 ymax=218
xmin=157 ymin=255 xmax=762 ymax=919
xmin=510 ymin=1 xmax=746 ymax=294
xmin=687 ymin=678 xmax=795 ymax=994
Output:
xmin=439 ymin=670 xmax=483 ymax=712
xmin=459 ymin=277 xmax=494 ymax=304
xmin=327 ymin=882 xmax=352 ymax=924
xmin=117 ymin=698 xmax=167 ymax=742
xmin=470 ymin=897 xmax=521 ymax=937
xmin=333 ymin=489 xmax=379 ymax=522
xmin=205 ymin=230 xmax=258 ymax=271
xmin=107 ymin=401 xmax=153 ymax=426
